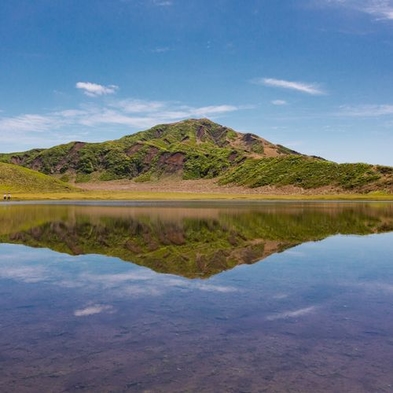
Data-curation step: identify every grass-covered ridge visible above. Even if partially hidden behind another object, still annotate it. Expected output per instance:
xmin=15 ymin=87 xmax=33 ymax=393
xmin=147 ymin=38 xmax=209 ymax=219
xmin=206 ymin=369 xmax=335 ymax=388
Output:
xmin=220 ymin=156 xmax=393 ymax=193
xmin=0 ymin=162 xmax=76 ymax=194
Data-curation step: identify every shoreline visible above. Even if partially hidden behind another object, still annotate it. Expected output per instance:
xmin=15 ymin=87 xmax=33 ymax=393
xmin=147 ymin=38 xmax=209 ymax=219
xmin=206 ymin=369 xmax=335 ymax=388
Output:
xmin=3 ymin=179 xmax=393 ymax=201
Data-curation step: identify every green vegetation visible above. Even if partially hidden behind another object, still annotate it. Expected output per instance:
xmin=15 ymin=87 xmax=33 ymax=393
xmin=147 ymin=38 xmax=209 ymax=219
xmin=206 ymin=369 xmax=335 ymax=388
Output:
xmin=1 ymin=118 xmax=393 ymax=195
xmin=183 ymin=150 xmax=232 ymax=179
xmin=220 ymin=156 xmax=393 ymax=192
xmin=0 ymin=118 xmax=283 ymax=184
xmin=0 ymin=162 xmax=76 ymax=194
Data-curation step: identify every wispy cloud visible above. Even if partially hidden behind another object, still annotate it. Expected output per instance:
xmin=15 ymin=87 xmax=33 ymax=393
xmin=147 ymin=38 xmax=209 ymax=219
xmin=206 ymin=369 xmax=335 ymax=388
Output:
xmin=0 ymin=93 xmax=244 ymax=151
xmin=0 ymin=102 xmax=241 ymax=132
xmin=74 ymin=304 xmax=115 ymax=317
xmin=194 ymin=282 xmax=239 ymax=293
xmin=365 ymin=0 xmax=393 ymax=19
xmin=151 ymin=46 xmax=171 ymax=53
xmin=0 ymin=114 xmax=61 ymax=132
xmin=337 ymin=104 xmax=393 ymax=116
xmin=191 ymin=105 xmax=239 ymax=116
xmin=271 ymin=100 xmax=288 ymax=106
xmin=0 ymin=244 xmax=241 ymax=303
xmin=347 ymin=281 xmax=393 ymax=293
xmin=153 ymin=0 xmax=173 ymax=6
xmin=76 ymin=82 xmax=119 ymax=97
xmin=0 ymin=265 xmax=48 ymax=283
xmin=266 ymin=306 xmax=317 ymax=321
xmin=112 ymin=99 xmax=166 ymax=113
xmin=324 ymin=0 xmax=393 ymax=20
xmin=253 ymin=78 xmax=326 ymax=95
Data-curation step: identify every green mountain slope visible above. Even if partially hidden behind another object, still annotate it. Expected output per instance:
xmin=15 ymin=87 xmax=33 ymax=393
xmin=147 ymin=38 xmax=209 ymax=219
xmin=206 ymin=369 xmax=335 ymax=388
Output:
xmin=0 ymin=162 xmax=75 ymax=193
xmin=1 ymin=118 xmax=393 ymax=193
xmin=220 ymin=155 xmax=393 ymax=192
xmin=0 ymin=118 xmax=300 ymax=183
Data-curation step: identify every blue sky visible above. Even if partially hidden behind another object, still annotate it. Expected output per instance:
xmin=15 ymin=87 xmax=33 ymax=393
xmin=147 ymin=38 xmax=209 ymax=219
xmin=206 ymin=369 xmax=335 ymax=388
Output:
xmin=1 ymin=0 xmax=393 ymax=165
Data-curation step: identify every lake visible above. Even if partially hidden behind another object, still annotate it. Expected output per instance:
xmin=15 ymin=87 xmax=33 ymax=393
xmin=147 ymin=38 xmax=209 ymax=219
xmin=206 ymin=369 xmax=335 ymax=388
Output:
xmin=1 ymin=201 xmax=393 ymax=392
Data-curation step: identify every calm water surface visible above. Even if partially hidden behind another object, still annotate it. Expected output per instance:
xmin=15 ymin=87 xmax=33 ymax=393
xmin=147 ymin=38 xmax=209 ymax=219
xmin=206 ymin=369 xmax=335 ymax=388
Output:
xmin=1 ymin=201 xmax=393 ymax=392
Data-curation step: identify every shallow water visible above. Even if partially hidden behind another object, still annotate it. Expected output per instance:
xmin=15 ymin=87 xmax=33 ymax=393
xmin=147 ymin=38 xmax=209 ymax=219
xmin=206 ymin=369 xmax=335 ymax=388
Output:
xmin=1 ymin=201 xmax=393 ymax=392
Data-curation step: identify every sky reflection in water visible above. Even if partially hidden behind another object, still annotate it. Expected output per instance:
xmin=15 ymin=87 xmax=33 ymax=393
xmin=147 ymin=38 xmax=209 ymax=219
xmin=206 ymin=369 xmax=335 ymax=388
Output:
xmin=1 ymin=202 xmax=393 ymax=392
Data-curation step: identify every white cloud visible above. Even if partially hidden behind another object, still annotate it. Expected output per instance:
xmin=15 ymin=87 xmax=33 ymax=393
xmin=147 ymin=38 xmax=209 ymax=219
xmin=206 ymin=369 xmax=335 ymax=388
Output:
xmin=366 ymin=1 xmax=393 ymax=19
xmin=113 ymin=99 xmax=166 ymax=113
xmin=0 ymin=114 xmax=60 ymax=132
xmin=253 ymin=78 xmax=325 ymax=95
xmin=338 ymin=104 xmax=393 ymax=116
xmin=0 ymin=89 xmax=247 ymax=152
xmin=324 ymin=0 xmax=393 ymax=20
xmin=56 ymin=109 xmax=89 ymax=118
xmin=74 ymin=304 xmax=115 ymax=317
xmin=190 ymin=105 xmax=239 ymax=116
xmin=0 ymin=246 xmax=239 ymax=302
xmin=0 ymin=265 xmax=48 ymax=283
xmin=0 ymin=100 xmax=241 ymax=135
xmin=76 ymin=82 xmax=119 ymax=97
xmin=82 ymin=271 xmax=157 ymax=285
xmin=271 ymin=100 xmax=288 ymax=106
xmin=266 ymin=306 xmax=317 ymax=321
xmin=194 ymin=283 xmax=239 ymax=293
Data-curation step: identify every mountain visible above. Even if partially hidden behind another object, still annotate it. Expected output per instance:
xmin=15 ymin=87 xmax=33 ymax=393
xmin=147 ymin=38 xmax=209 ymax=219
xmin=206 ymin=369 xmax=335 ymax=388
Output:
xmin=1 ymin=118 xmax=393 ymax=193
xmin=0 ymin=118 xmax=301 ymax=182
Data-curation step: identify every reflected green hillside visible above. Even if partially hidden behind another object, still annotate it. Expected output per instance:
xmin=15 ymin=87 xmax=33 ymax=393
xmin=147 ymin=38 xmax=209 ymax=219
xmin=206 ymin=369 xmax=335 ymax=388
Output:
xmin=1 ymin=203 xmax=393 ymax=278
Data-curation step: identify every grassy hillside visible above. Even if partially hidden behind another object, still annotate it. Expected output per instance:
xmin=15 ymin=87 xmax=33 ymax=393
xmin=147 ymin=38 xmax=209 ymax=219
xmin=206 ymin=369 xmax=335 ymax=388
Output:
xmin=0 ymin=162 xmax=76 ymax=194
xmin=220 ymin=156 xmax=393 ymax=193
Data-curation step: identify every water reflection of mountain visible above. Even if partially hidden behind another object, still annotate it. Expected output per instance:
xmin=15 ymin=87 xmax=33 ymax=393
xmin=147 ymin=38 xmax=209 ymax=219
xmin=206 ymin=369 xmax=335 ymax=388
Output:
xmin=1 ymin=203 xmax=393 ymax=278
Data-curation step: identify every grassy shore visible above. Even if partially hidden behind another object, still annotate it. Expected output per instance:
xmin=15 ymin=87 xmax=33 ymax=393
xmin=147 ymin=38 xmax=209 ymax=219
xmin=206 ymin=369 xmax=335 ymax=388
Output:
xmin=4 ymin=189 xmax=393 ymax=201
xmin=2 ymin=176 xmax=393 ymax=201
xmin=2 ymin=161 xmax=393 ymax=201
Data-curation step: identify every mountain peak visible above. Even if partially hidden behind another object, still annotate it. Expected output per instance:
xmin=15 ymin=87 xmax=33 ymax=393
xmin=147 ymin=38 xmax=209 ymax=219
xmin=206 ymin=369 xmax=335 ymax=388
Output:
xmin=0 ymin=119 xmax=302 ymax=183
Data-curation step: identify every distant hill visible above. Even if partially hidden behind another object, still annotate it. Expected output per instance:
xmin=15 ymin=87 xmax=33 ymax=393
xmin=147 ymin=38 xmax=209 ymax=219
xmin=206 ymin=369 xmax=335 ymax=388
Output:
xmin=0 ymin=162 xmax=75 ymax=194
xmin=1 ymin=118 xmax=393 ymax=193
